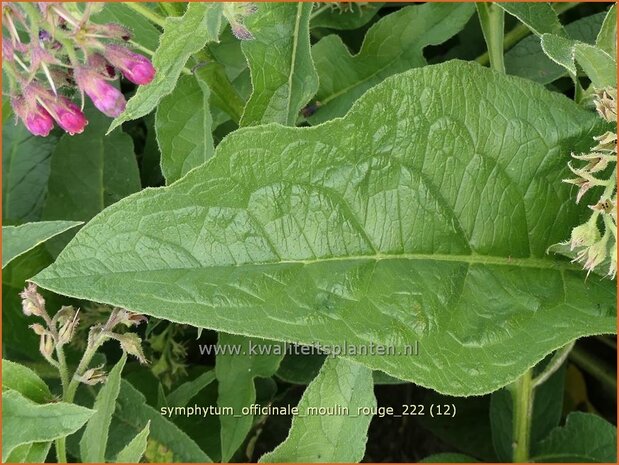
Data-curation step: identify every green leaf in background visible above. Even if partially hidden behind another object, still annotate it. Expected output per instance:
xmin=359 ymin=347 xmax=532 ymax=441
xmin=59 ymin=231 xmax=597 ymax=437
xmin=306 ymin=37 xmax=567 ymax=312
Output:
xmin=33 ymin=61 xmax=616 ymax=396
xmin=216 ymin=334 xmax=284 ymax=462
xmin=167 ymin=369 xmax=216 ymax=407
xmin=109 ymin=3 xmax=223 ymax=132
xmin=505 ymin=12 xmax=605 ymax=85
xmin=259 ymin=358 xmax=375 ymax=463
xmin=420 ymin=453 xmax=480 ymax=463
xmin=2 ymin=390 xmax=94 ymax=462
xmin=115 ymin=422 xmax=150 ymax=463
xmin=156 ymin=75 xmax=214 ymax=184
xmin=531 ymin=412 xmax=617 ymax=462
xmin=105 ymin=380 xmax=212 ymax=463
xmin=497 ymin=2 xmax=565 ymax=36
xmin=310 ymin=3 xmax=384 ymax=30
xmin=596 ymin=5 xmax=616 ymax=56
xmin=541 ymin=34 xmax=617 ymax=88
xmin=2 ymin=221 xmax=82 ymax=268
xmin=5 ymin=442 xmax=52 ymax=464
xmin=42 ymin=108 xmax=140 ymax=223
xmin=93 ymin=3 xmax=161 ymax=51
xmin=2 ymin=359 xmax=53 ymax=404
xmin=80 ymin=354 xmax=127 ymax=463
xmin=240 ymin=3 xmax=318 ymax=126
xmin=2 ymin=122 xmax=58 ymax=222
xmin=309 ymin=3 xmax=474 ymax=124
xmin=490 ymin=362 xmax=566 ymax=461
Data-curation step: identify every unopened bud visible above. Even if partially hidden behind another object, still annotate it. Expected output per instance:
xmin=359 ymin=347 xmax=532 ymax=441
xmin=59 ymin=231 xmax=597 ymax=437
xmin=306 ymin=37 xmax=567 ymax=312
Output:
xmin=57 ymin=307 xmax=79 ymax=345
xmin=20 ymin=283 xmax=46 ymax=317
xmin=75 ymin=365 xmax=107 ymax=385
xmin=569 ymin=218 xmax=601 ymax=250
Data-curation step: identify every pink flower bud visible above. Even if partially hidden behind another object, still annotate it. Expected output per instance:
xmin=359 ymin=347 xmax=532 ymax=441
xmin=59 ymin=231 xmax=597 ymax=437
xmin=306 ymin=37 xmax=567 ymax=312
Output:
xmin=75 ymin=67 xmax=126 ymax=117
xmin=45 ymin=96 xmax=88 ymax=135
xmin=103 ymin=44 xmax=155 ymax=85
xmin=11 ymin=95 xmax=55 ymax=137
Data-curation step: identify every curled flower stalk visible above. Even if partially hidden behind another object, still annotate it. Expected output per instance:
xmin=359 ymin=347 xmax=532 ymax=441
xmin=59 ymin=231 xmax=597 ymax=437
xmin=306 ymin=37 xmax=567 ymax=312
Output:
xmin=562 ymin=88 xmax=617 ymax=278
xmin=2 ymin=2 xmax=155 ymax=137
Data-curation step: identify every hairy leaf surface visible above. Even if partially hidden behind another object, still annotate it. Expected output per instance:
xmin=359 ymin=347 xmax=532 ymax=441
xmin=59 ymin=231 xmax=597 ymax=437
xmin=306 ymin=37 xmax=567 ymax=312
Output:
xmin=156 ymin=75 xmax=214 ymax=183
xmin=259 ymin=358 xmax=375 ymax=463
xmin=240 ymin=3 xmax=318 ymax=126
xmin=2 ymin=221 xmax=82 ymax=268
xmin=34 ymin=61 xmax=616 ymax=395
xmin=2 ymin=390 xmax=94 ymax=462
xmin=115 ymin=422 xmax=150 ymax=463
xmin=2 ymin=359 xmax=53 ymax=404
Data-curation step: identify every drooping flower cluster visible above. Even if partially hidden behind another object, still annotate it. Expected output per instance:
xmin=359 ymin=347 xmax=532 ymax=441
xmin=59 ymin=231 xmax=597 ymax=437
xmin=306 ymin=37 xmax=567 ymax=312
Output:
xmin=563 ymin=88 xmax=617 ymax=278
xmin=3 ymin=3 xmax=155 ymax=137
xmin=20 ymin=283 xmax=148 ymax=385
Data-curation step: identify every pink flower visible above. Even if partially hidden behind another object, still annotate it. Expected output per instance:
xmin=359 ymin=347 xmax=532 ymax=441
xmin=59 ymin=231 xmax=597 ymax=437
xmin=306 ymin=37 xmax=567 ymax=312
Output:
xmin=74 ymin=67 xmax=126 ymax=117
xmin=46 ymin=96 xmax=87 ymax=135
xmin=103 ymin=44 xmax=155 ymax=85
xmin=11 ymin=95 xmax=55 ymax=137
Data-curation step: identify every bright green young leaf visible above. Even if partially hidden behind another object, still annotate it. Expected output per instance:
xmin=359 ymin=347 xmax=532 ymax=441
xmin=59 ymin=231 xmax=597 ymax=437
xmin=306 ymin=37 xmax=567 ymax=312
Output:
xmin=309 ymin=3 xmax=474 ymax=124
xmin=167 ymin=369 xmax=216 ymax=407
xmin=490 ymin=362 xmax=566 ymax=461
xmin=42 ymin=109 xmax=140 ymax=223
xmin=105 ymin=380 xmax=212 ymax=462
xmin=531 ymin=412 xmax=617 ymax=462
xmin=216 ymin=333 xmax=284 ymax=462
xmin=496 ymin=3 xmax=564 ymax=36
xmin=156 ymin=75 xmax=214 ymax=184
xmin=596 ymin=5 xmax=616 ymax=56
xmin=2 ymin=390 xmax=94 ymax=462
xmin=2 ymin=122 xmax=58 ymax=223
xmin=505 ymin=13 xmax=605 ymax=84
xmin=541 ymin=34 xmax=617 ymax=88
xmin=2 ymin=221 xmax=82 ymax=268
xmin=5 ymin=441 xmax=52 ymax=464
xmin=33 ymin=61 xmax=616 ymax=396
xmin=2 ymin=359 xmax=53 ymax=404
xmin=93 ymin=3 xmax=161 ymax=51
xmin=259 ymin=358 xmax=375 ymax=463
xmin=80 ymin=353 xmax=127 ymax=463
xmin=421 ymin=453 xmax=480 ymax=463
xmin=240 ymin=3 xmax=318 ymax=126
xmin=310 ymin=3 xmax=384 ymax=31
xmin=115 ymin=422 xmax=150 ymax=463
xmin=109 ymin=3 xmax=223 ymax=132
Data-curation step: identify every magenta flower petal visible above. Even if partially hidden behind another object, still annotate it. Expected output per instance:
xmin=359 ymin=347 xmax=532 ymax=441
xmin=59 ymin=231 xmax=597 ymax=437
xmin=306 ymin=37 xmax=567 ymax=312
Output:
xmin=11 ymin=95 xmax=55 ymax=137
xmin=103 ymin=44 xmax=155 ymax=85
xmin=75 ymin=67 xmax=126 ymax=118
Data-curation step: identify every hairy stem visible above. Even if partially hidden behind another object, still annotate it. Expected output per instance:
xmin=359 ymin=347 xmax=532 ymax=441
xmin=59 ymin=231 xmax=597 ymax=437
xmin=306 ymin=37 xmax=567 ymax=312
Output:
xmin=532 ymin=341 xmax=575 ymax=388
xmin=511 ymin=368 xmax=534 ymax=463
xmin=476 ymin=3 xmax=506 ymax=73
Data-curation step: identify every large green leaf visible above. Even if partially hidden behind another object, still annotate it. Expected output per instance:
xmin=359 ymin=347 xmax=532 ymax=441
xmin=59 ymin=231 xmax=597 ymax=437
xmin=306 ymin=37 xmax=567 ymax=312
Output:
xmin=5 ymin=442 xmax=52 ymax=463
xmin=167 ymin=369 xmax=215 ymax=407
xmin=2 ymin=390 xmax=94 ymax=462
xmin=2 ymin=221 xmax=82 ymax=268
xmin=156 ymin=75 xmax=214 ymax=184
xmin=596 ymin=5 xmax=616 ymax=57
xmin=2 ymin=359 xmax=53 ymax=404
xmin=216 ymin=334 xmax=284 ymax=462
xmin=2 ymin=122 xmax=57 ymax=222
xmin=240 ymin=3 xmax=318 ymax=126
xmin=531 ymin=412 xmax=617 ymax=462
xmin=309 ymin=3 xmax=474 ymax=124
xmin=80 ymin=354 xmax=126 ymax=463
xmin=310 ymin=3 xmax=384 ymax=31
xmin=42 ymin=109 xmax=140 ymax=223
xmin=34 ymin=61 xmax=616 ymax=396
xmin=109 ymin=3 xmax=223 ymax=132
xmin=259 ymin=358 xmax=375 ymax=463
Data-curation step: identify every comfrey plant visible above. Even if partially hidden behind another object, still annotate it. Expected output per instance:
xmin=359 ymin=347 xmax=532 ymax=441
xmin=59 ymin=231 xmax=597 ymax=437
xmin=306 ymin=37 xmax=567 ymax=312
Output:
xmin=564 ymin=88 xmax=617 ymax=278
xmin=3 ymin=2 xmax=155 ymax=136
